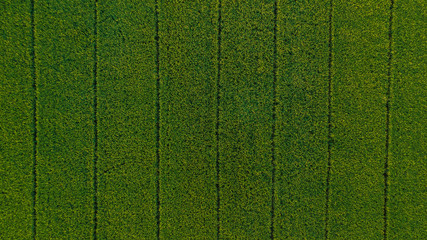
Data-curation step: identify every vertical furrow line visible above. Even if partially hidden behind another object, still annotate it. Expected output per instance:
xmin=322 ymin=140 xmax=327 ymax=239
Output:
xmin=30 ymin=0 xmax=37 ymax=239
xmin=93 ymin=1 xmax=99 ymax=239
xmin=216 ymin=1 xmax=222 ymax=239
xmin=270 ymin=1 xmax=278 ymax=239
xmin=324 ymin=0 xmax=333 ymax=239
xmin=154 ymin=0 xmax=161 ymax=239
xmin=384 ymin=1 xmax=394 ymax=239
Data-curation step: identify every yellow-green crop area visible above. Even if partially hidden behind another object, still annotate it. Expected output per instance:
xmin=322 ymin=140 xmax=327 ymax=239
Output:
xmin=1 ymin=0 xmax=425 ymax=239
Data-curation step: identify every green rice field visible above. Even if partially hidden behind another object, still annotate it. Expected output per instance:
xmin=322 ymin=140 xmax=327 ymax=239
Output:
xmin=1 ymin=0 xmax=425 ymax=239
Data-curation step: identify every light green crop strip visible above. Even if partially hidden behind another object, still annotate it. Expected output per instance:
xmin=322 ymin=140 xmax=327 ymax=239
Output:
xmin=158 ymin=1 xmax=218 ymax=239
xmin=388 ymin=0 xmax=427 ymax=238
xmin=96 ymin=1 xmax=158 ymax=239
xmin=274 ymin=0 xmax=330 ymax=238
xmin=0 ymin=1 xmax=34 ymax=238
xmin=328 ymin=0 xmax=390 ymax=239
xmin=35 ymin=0 xmax=95 ymax=238
xmin=219 ymin=0 xmax=275 ymax=238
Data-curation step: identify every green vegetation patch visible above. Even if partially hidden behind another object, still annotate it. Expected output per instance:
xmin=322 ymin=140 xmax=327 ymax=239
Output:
xmin=1 ymin=0 xmax=425 ymax=239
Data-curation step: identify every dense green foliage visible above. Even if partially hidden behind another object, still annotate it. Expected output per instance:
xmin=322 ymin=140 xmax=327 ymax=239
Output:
xmin=0 ymin=1 xmax=33 ymax=239
xmin=97 ymin=1 xmax=158 ymax=239
xmin=219 ymin=0 xmax=275 ymax=238
xmin=274 ymin=0 xmax=329 ymax=238
xmin=35 ymin=1 xmax=95 ymax=238
xmin=389 ymin=0 xmax=427 ymax=238
xmin=158 ymin=1 xmax=218 ymax=239
xmin=1 ymin=0 xmax=425 ymax=239
xmin=328 ymin=0 xmax=390 ymax=239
